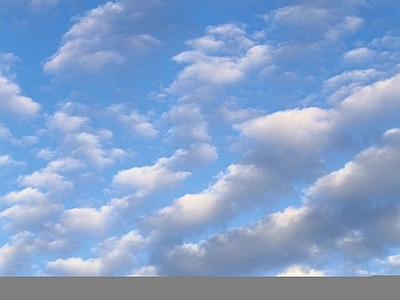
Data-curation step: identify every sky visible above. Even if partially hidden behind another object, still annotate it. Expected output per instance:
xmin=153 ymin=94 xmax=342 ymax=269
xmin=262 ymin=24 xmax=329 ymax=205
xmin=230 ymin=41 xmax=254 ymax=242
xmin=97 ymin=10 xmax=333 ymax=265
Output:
xmin=0 ymin=0 xmax=400 ymax=276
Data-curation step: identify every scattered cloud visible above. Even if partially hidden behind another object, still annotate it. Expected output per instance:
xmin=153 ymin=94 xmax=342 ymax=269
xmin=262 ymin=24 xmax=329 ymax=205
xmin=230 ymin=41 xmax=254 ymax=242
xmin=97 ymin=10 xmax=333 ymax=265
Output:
xmin=46 ymin=230 xmax=144 ymax=275
xmin=0 ymin=54 xmax=41 ymax=118
xmin=1 ymin=0 xmax=400 ymax=276
xmin=277 ymin=264 xmax=325 ymax=276
xmin=112 ymin=155 xmax=191 ymax=198
xmin=43 ymin=1 xmax=161 ymax=75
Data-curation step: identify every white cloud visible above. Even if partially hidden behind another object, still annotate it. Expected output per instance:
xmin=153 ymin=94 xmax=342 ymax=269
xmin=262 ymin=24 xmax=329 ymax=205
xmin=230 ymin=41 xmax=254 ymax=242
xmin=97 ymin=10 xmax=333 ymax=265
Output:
xmin=130 ymin=265 xmax=159 ymax=276
xmin=59 ymin=205 xmax=113 ymax=235
xmin=387 ymin=253 xmax=400 ymax=268
xmin=46 ymin=230 xmax=144 ymax=275
xmin=0 ymin=74 xmax=41 ymax=118
xmin=106 ymin=104 xmax=158 ymax=138
xmin=145 ymin=163 xmax=279 ymax=239
xmin=0 ymin=188 xmax=63 ymax=231
xmin=46 ymin=257 xmax=103 ymax=276
xmin=277 ymin=264 xmax=325 ymax=276
xmin=63 ymin=131 xmax=114 ymax=167
xmin=267 ymin=5 xmax=363 ymax=43
xmin=0 ymin=124 xmax=15 ymax=142
xmin=0 ymin=154 xmax=21 ymax=167
xmin=153 ymin=205 xmax=327 ymax=275
xmin=305 ymin=128 xmax=400 ymax=205
xmin=336 ymin=73 xmax=400 ymax=128
xmin=343 ymin=47 xmax=376 ymax=64
xmin=163 ymin=103 xmax=211 ymax=145
xmin=370 ymin=33 xmax=400 ymax=50
xmin=18 ymin=157 xmax=86 ymax=192
xmin=46 ymin=105 xmax=130 ymax=168
xmin=43 ymin=1 xmax=161 ymax=74
xmin=170 ymin=143 xmax=218 ymax=169
xmin=47 ymin=111 xmax=90 ymax=133
xmin=0 ymin=54 xmax=40 ymax=118
xmin=302 ymin=128 xmax=400 ymax=255
xmin=323 ymin=69 xmax=383 ymax=105
xmin=168 ymin=23 xmax=271 ymax=96
xmin=151 ymin=125 xmax=400 ymax=275
xmin=236 ymin=107 xmax=332 ymax=154
xmin=29 ymin=0 xmax=60 ymax=11
xmin=19 ymin=171 xmax=73 ymax=191
xmin=112 ymin=156 xmax=191 ymax=197
xmin=0 ymin=231 xmax=37 ymax=275
xmin=325 ymin=16 xmax=364 ymax=42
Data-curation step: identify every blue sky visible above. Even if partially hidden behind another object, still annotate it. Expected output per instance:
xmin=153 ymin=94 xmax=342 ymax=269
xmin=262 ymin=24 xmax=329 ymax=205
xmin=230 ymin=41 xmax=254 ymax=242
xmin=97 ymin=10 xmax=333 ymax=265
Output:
xmin=0 ymin=0 xmax=400 ymax=276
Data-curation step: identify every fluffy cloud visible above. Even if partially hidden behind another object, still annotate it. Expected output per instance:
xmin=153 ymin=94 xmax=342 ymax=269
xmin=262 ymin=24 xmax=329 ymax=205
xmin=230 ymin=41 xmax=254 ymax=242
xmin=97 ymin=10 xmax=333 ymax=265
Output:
xmin=337 ymin=73 xmax=400 ymax=120
xmin=47 ymin=111 xmax=90 ymax=133
xmin=167 ymin=23 xmax=271 ymax=97
xmin=18 ymin=157 xmax=85 ymax=192
xmin=266 ymin=4 xmax=363 ymax=43
xmin=43 ymin=1 xmax=161 ymax=74
xmin=277 ymin=264 xmax=325 ymax=276
xmin=236 ymin=107 xmax=332 ymax=153
xmin=145 ymin=163 xmax=281 ymax=241
xmin=151 ymin=205 xmax=332 ymax=275
xmin=29 ymin=0 xmax=60 ymax=11
xmin=0 ymin=154 xmax=21 ymax=168
xmin=112 ymin=156 xmax=191 ymax=197
xmin=0 ymin=188 xmax=63 ymax=231
xmin=343 ymin=47 xmax=376 ymax=64
xmin=46 ymin=105 xmax=130 ymax=168
xmin=306 ymin=128 xmax=400 ymax=206
xmin=162 ymin=103 xmax=211 ymax=145
xmin=59 ymin=205 xmax=113 ymax=235
xmin=106 ymin=104 xmax=158 ymax=138
xmin=0 ymin=69 xmax=41 ymax=118
xmin=46 ymin=230 xmax=144 ymax=275
xmin=0 ymin=124 xmax=18 ymax=144
xmin=150 ymin=126 xmax=400 ymax=275
xmin=169 ymin=143 xmax=218 ymax=169
xmin=0 ymin=231 xmax=37 ymax=275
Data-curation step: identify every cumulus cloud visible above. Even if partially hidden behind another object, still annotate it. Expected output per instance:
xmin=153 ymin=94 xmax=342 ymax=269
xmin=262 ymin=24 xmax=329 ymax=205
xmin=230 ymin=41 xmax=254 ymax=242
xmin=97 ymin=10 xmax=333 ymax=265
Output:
xmin=387 ymin=253 xmax=400 ymax=269
xmin=167 ymin=23 xmax=271 ymax=97
xmin=29 ymin=0 xmax=60 ymax=11
xmin=0 ymin=124 xmax=18 ymax=144
xmin=149 ymin=125 xmax=400 ymax=275
xmin=302 ymin=128 xmax=400 ymax=260
xmin=145 ymin=163 xmax=280 ymax=241
xmin=106 ymin=104 xmax=158 ymax=138
xmin=0 ymin=154 xmax=21 ymax=168
xmin=305 ymin=128 xmax=400 ymax=205
xmin=0 ymin=188 xmax=63 ymax=231
xmin=112 ymin=156 xmax=191 ymax=197
xmin=152 ymin=205 xmax=332 ymax=275
xmin=43 ymin=1 xmax=161 ymax=74
xmin=46 ymin=105 xmax=130 ymax=168
xmin=162 ymin=103 xmax=212 ymax=145
xmin=266 ymin=4 xmax=363 ymax=43
xmin=47 ymin=111 xmax=90 ymax=133
xmin=0 ymin=231 xmax=37 ymax=275
xmin=0 ymin=56 xmax=41 ymax=118
xmin=46 ymin=230 xmax=144 ymax=275
xmin=236 ymin=107 xmax=332 ymax=153
xmin=59 ymin=205 xmax=113 ymax=235
xmin=343 ymin=47 xmax=376 ymax=64
xmin=169 ymin=143 xmax=218 ymax=169
xmin=336 ymin=73 xmax=400 ymax=129
xmin=277 ymin=264 xmax=325 ymax=276
xmin=18 ymin=157 xmax=85 ymax=192
xmin=2 ymin=0 xmax=400 ymax=276
xmin=323 ymin=69 xmax=384 ymax=105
